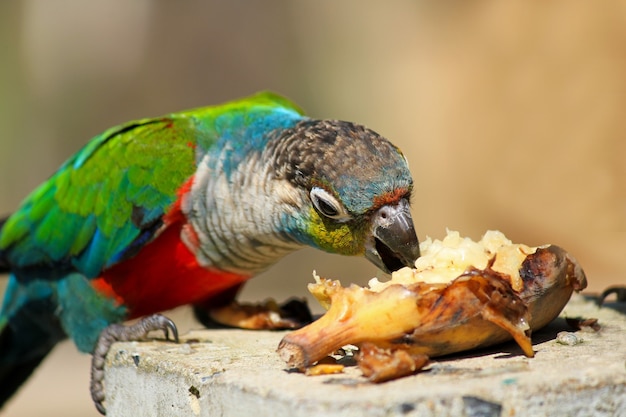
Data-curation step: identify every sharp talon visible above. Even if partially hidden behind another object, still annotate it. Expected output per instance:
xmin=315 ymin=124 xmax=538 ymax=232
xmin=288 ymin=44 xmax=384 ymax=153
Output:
xmin=93 ymin=393 xmax=107 ymax=416
xmin=160 ymin=316 xmax=179 ymax=343
xmin=598 ymin=286 xmax=626 ymax=306
xmin=89 ymin=314 xmax=179 ymax=414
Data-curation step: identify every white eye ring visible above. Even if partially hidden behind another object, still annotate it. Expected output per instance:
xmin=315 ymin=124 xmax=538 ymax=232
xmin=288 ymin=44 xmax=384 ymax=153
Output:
xmin=310 ymin=187 xmax=351 ymax=222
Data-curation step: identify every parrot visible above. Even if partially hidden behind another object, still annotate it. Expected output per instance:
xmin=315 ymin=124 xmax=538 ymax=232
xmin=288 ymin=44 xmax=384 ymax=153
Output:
xmin=0 ymin=92 xmax=420 ymax=414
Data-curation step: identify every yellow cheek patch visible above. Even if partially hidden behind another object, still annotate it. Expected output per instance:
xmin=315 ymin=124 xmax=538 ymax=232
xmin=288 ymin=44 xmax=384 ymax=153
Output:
xmin=307 ymin=208 xmax=364 ymax=256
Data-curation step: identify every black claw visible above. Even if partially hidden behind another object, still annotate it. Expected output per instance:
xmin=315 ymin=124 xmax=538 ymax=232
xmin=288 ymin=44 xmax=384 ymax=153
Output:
xmin=138 ymin=313 xmax=179 ymax=343
xmin=161 ymin=316 xmax=179 ymax=342
xmin=598 ymin=286 xmax=626 ymax=306
xmin=94 ymin=400 xmax=107 ymax=415
xmin=90 ymin=314 xmax=179 ymax=415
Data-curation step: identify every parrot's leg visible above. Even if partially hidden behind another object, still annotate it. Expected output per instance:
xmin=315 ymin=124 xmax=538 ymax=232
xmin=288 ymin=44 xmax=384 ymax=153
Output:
xmin=90 ymin=314 xmax=178 ymax=415
xmin=193 ymin=284 xmax=313 ymax=330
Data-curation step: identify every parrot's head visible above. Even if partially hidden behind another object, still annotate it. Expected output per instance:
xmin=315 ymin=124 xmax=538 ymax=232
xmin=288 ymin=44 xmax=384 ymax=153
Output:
xmin=270 ymin=119 xmax=420 ymax=273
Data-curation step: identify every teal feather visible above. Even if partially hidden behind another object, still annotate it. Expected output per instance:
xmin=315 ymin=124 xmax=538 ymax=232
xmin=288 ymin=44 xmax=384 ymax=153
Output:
xmin=56 ymin=273 xmax=127 ymax=352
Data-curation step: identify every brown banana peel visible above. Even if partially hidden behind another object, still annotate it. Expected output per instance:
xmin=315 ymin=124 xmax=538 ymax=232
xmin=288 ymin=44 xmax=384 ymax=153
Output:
xmin=277 ymin=231 xmax=587 ymax=382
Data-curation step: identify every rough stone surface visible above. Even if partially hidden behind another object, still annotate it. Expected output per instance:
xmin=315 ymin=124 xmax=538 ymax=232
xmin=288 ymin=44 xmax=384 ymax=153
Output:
xmin=104 ymin=294 xmax=626 ymax=417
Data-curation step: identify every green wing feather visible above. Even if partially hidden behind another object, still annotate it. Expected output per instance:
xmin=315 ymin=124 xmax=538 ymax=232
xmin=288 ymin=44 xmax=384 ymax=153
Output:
xmin=0 ymin=118 xmax=196 ymax=277
xmin=0 ymin=91 xmax=304 ymax=279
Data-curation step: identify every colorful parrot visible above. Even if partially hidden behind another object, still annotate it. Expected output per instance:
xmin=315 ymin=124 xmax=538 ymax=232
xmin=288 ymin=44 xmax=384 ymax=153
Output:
xmin=0 ymin=92 xmax=420 ymax=413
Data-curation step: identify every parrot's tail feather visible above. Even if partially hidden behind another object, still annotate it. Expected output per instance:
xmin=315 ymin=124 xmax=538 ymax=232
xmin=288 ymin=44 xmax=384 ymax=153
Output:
xmin=0 ymin=345 xmax=53 ymax=408
xmin=0 ymin=298 xmax=66 ymax=409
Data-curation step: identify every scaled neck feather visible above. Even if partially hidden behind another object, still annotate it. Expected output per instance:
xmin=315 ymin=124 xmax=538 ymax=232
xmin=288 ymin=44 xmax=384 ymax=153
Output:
xmin=181 ymin=138 xmax=306 ymax=275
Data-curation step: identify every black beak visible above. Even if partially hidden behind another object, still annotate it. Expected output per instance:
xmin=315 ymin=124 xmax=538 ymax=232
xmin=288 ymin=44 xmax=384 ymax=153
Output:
xmin=365 ymin=198 xmax=420 ymax=274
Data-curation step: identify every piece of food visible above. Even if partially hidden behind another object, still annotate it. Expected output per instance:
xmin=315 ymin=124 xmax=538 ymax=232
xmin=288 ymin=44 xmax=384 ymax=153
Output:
xmin=305 ymin=363 xmax=345 ymax=376
xmin=277 ymin=230 xmax=587 ymax=381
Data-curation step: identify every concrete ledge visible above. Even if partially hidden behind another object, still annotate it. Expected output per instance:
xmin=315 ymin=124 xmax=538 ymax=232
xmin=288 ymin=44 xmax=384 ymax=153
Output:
xmin=104 ymin=294 xmax=626 ymax=417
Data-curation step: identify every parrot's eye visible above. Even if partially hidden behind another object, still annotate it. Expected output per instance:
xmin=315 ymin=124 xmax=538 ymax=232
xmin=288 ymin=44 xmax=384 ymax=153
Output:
xmin=310 ymin=187 xmax=351 ymax=222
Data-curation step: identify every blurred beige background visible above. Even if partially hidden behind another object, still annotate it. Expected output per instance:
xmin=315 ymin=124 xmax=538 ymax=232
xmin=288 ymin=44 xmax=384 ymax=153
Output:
xmin=1 ymin=1 xmax=624 ymax=416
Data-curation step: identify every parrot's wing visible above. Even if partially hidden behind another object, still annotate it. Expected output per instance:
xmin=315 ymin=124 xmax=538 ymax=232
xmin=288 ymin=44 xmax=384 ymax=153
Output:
xmin=0 ymin=91 xmax=304 ymax=280
xmin=0 ymin=91 xmax=305 ymax=280
xmin=0 ymin=117 xmax=197 ymax=278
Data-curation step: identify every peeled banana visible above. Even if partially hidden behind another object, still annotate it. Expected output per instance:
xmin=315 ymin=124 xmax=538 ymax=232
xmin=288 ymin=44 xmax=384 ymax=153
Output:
xmin=277 ymin=230 xmax=587 ymax=382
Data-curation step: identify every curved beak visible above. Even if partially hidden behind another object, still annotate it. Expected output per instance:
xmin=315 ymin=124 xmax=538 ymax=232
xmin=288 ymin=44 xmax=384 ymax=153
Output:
xmin=365 ymin=199 xmax=420 ymax=274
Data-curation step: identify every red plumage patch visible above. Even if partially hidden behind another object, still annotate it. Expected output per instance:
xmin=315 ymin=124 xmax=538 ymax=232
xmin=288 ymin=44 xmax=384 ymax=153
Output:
xmin=162 ymin=177 xmax=194 ymax=226
xmin=372 ymin=187 xmax=410 ymax=209
xmin=92 ymin=180 xmax=250 ymax=319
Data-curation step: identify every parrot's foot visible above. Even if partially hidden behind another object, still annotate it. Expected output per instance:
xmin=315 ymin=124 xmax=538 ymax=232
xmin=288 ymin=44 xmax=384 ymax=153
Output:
xmin=194 ymin=298 xmax=313 ymax=330
xmin=90 ymin=314 xmax=179 ymax=415
xmin=598 ymin=286 xmax=626 ymax=306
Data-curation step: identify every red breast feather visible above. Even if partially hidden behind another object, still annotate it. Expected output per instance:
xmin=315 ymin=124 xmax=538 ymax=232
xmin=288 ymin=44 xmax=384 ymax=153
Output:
xmin=92 ymin=179 xmax=251 ymax=318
